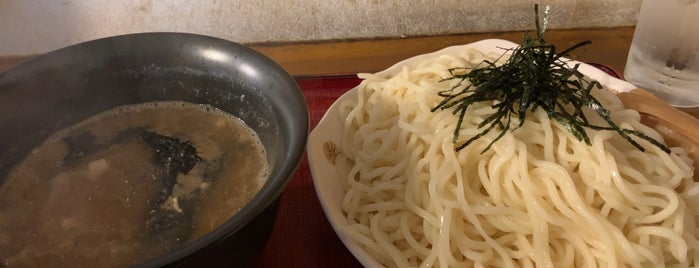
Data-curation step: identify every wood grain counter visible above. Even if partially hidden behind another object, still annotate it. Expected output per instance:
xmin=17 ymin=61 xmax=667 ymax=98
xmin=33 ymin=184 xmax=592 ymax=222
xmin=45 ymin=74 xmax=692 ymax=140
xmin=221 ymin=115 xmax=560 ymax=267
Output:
xmin=0 ymin=27 xmax=634 ymax=77
xmin=252 ymin=27 xmax=635 ymax=77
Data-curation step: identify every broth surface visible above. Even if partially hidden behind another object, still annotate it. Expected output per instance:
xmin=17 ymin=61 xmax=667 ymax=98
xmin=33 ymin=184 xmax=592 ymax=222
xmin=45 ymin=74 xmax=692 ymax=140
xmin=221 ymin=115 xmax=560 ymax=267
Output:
xmin=0 ymin=101 xmax=268 ymax=267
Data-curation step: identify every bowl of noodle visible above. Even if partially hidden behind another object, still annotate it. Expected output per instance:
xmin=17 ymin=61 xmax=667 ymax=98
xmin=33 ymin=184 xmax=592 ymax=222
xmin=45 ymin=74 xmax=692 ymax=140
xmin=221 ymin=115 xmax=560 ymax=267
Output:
xmin=308 ymin=39 xmax=699 ymax=267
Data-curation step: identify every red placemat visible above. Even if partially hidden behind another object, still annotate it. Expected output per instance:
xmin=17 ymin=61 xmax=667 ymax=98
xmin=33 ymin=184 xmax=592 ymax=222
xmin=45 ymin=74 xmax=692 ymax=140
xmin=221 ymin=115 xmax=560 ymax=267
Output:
xmin=256 ymin=76 xmax=362 ymax=268
xmin=255 ymin=64 xmax=620 ymax=267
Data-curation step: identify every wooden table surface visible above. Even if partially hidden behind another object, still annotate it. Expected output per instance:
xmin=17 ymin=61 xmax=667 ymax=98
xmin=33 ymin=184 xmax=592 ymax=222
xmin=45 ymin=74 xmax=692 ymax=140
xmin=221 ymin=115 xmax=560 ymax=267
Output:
xmin=0 ymin=27 xmax=634 ymax=77
xmin=252 ymin=27 xmax=635 ymax=77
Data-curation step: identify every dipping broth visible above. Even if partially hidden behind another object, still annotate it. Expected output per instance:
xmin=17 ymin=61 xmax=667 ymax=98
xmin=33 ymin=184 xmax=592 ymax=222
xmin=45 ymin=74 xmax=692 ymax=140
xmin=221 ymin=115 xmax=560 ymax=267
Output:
xmin=0 ymin=101 xmax=269 ymax=267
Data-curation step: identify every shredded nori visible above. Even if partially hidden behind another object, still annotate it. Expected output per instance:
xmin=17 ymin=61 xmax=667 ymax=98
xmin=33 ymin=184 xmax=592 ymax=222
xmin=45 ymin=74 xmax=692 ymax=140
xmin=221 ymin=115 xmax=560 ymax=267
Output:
xmin=431 ymin=4 xmax=670 ymax=154
xmin=136 ymin=129 xmax=203 ymax=237
xmin=63 ymin=132 xmax=101 ymax=166
xmin=139 ymin=130 xmax=202 ymax=205
xmin=61 ymin=127 xmax=204 ymax=237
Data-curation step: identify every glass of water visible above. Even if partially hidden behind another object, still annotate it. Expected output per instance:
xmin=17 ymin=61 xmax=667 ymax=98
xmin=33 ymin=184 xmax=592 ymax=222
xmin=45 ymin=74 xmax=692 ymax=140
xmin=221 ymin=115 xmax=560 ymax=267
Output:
xmin=624 ymin=0 xmax=699 ymax=108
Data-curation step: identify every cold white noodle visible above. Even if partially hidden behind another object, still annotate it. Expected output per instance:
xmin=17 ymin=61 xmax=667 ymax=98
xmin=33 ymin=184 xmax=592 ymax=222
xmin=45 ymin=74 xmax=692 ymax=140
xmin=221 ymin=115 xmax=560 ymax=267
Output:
xmin=337 ymin=49 xmax=699 ymax=267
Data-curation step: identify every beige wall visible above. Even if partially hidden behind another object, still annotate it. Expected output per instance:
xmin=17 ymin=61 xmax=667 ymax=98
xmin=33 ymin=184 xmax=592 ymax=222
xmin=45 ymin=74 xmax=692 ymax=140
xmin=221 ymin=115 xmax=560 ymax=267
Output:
xmin=0 ymin=0 xmax=641 ymax=55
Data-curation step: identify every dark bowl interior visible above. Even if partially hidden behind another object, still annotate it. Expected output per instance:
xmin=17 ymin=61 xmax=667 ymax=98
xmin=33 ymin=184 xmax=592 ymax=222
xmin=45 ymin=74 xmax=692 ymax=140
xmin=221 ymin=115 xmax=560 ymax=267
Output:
xmin=0 ymin=32 xmax=308 ymax=267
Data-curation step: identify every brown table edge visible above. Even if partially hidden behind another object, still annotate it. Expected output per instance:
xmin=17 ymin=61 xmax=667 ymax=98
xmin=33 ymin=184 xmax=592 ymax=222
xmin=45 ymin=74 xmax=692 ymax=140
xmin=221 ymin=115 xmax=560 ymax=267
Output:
xmin=0 ymin=27 xmax=634 ymax=77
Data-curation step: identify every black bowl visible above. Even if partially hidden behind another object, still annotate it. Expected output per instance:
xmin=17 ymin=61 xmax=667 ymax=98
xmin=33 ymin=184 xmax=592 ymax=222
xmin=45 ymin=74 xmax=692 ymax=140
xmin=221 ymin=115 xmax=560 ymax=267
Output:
xmin=0 ymin=32 xmax=308 ymax=267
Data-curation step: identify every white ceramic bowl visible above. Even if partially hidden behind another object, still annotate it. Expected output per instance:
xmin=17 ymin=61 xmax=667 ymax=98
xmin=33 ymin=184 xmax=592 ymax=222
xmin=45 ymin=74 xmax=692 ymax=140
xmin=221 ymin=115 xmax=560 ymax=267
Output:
xmin=307 ymin=39 xmax=637 ymax=267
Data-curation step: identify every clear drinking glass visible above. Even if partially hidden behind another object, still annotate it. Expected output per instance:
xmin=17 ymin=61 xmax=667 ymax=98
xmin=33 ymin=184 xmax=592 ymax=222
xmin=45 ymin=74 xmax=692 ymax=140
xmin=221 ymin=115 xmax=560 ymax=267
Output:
xmin=624 ymin=0 xmax=699 ymax=108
